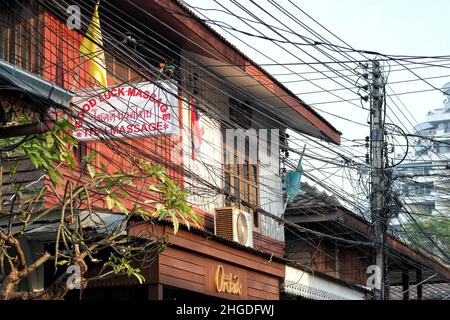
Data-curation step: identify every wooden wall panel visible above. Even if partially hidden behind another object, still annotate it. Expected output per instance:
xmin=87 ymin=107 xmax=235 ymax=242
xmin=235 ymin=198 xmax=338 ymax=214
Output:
xmin=338 ymin=248 xmax=368 ymax=286
xmin=248 ymin=271 xmax=279 ymax=288
xmin=285 ymin=235 xmax=316 ymax=265
xmin=166 ymin=226 xmax=284 ymax=277
xmin=160 ymin=264 xmax=205 ymax=285
xmin=247 ymin=287 xmax=277 ymax=300
xmin=160 ymin=274 xmax=205 ymax=293
xmin=286 ymin=234 xmax=370 ymax=286
xmin=155 ymin=238 xmax=281 ymax=300
xmin=253 ymin=233 xmax=284 ymax=258
xmin=160 ymin=253 xmax=205 ymax=276
xmin=247 ymin=270 xmax=279 ymax=300
xmin=159 ymin=249 xmax=207 ymax=289
xmin=160 ymin=247 xmax=249 ymax=299
xmin=247 ymin=280 xmax=279 ymax=295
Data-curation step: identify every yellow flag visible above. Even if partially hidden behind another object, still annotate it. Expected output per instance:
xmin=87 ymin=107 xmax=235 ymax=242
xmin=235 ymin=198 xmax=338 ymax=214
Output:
xmin=79 ymin=3 xmax=107 ymax=88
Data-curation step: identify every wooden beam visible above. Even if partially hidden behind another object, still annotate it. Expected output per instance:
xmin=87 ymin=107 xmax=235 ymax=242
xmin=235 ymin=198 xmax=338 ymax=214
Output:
xmin=402 ymin=272 xmax=410 ymax=300
xmin=387 ymin=238 xmax=450 ymax=281
xmin=287 ymin=212 xmax=337 ymax=224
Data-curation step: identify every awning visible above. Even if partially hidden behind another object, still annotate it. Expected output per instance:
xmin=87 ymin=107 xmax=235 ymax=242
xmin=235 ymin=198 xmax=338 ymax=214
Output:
xmin=2 ymin=211 xmax=127 ymax=241
xmin=283 ymin=265 xmax=367 ymax=300
xmin=0 ymin=59 xmax=74 ymax=108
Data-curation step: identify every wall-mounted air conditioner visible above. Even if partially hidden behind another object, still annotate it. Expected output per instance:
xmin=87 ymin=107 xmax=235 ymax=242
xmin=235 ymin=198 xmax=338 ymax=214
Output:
xmin=214 ymin=207 xmax=253 ymax=248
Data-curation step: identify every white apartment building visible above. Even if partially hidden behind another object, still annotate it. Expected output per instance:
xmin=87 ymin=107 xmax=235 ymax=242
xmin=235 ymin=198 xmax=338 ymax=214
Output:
xmin=396 ymin=82 xmax=450 ymax=216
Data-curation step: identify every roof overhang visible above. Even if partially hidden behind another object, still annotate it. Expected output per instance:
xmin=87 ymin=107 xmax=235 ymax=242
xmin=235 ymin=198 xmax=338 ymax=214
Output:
xmin=0 ymin=211 xmax=127 ymax=241
xmin=0 ymin=59 xmax=74 ymax=108
xmin=128 ymin=0 xmax=341 ymax=144
xmin=286 ymin=207 xmax=450 ymax=281
xmin=187 ymin=53 xmax=336 ymax=141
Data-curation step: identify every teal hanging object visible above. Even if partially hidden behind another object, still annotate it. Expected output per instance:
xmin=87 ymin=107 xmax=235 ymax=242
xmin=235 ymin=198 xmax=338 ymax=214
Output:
xmin=285 ymin=145 xmax=305 ymax=203
xmin=285 ymin=162 xmax=302 ymax=202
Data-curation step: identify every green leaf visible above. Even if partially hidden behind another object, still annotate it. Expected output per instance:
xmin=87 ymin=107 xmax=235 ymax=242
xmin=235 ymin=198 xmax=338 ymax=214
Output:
xmin=134 ymin=205 xmax=148 ymax=215
xmin=133 ymin=273 xmax=146 ymax=284
xmin=47 ymin=168 xmax=60 ymax=186
xmin=105 ymin=195 xmax=114 ymax=210
xmin=148 ymin=185 xmax=162 ymax=193
xmin=87 ymin=163 xmax=96 ymax=178
xmin=114 ymin=199 xmax=129 ymax=214
xmin=66 ymin=153 xmax=76 ymax=170
xmin=8 ymin=160 xmax=20 ymax=177
xmin=57 ymin=259 xmax=69 ymax=265
xmin=155 ymin=203 xmax=165 ymax=212
xmin=83 ymin=151 xmax=97 ymax=164
xmin=176 ymin=209 xmax=190 ymax=230
xmin=172 ymin=216 xmax=179 ymax=234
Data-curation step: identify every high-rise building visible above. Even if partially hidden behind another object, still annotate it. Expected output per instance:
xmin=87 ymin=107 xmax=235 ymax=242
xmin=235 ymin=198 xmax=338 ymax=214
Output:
xmin=396 ymin=82 xmax=450 ymax=216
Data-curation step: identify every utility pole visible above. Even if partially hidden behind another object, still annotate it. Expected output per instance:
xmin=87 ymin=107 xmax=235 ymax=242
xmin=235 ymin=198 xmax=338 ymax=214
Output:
xmin=369 ymin=60 xmax=387 ymax=300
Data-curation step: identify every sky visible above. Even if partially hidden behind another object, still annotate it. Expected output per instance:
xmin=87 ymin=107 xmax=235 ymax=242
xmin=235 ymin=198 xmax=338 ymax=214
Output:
xmin=184 ymin=0 xmax=450 ymax=140
xmin=297 ymin=0 xmax=450 ymax=124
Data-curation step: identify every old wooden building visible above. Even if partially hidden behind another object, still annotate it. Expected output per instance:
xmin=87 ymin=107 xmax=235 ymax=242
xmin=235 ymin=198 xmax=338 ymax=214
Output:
xmin=284 ymin=182 xmax=450 ymax=300
xmin=0 ymin=0 xmax=342 ymax=299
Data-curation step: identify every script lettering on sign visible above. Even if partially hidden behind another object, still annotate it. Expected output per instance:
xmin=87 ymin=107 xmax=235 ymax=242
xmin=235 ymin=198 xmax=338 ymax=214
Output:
xmin=215 ymin=265 xmax=242 ymax=295
xmin=72 ymin=81 xmax=178 ymax=141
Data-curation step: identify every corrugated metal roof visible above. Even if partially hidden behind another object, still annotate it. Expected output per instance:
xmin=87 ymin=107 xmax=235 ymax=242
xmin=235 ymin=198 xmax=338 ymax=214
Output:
xmin=286 ymin=182 xmax=341 ymax=212
xmin=0 ymin=59 xmax=74 ymax=108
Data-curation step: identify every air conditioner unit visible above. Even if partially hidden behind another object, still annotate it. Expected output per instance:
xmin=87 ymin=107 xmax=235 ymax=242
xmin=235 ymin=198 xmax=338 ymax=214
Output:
xmin=214 ymin=207 xmax=253 ymax=248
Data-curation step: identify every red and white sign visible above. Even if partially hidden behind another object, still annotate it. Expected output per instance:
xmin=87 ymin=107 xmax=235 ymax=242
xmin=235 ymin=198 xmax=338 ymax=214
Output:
xmin=72 ymin=81 xmax=178 ymax=141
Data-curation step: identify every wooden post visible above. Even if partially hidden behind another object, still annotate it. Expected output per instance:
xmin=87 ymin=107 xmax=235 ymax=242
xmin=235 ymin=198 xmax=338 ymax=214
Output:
xmin=146 ymin=253 xmax=162 ymax=300
xmin=417 ymin=269 xmax=423 ymax=300
xmin=148 ymin=284 xmax=163 ymax=300
xmin=402 ymin=272 xmax=410 ymax=300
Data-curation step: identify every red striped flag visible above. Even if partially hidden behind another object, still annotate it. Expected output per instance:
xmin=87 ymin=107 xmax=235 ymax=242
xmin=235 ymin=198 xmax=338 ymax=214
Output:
xmin=190 ymin=97 xmax=204 ymax=159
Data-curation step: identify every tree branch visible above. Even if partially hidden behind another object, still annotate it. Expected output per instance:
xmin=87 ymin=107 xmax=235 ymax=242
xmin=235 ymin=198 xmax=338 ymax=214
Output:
xmin=0 ymin=231 xmax=26 ymax=268
xmin=18 ymin=251 xmax=51 ymax=278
